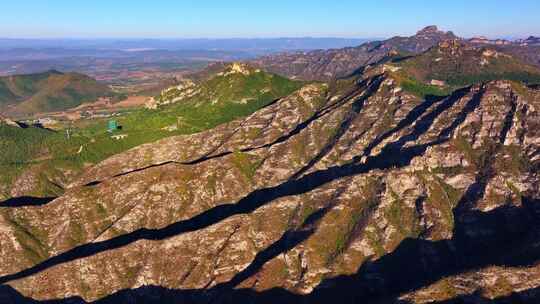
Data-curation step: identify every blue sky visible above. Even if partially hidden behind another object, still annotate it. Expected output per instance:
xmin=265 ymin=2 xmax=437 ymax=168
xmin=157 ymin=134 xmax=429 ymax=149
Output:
xmin=1 ymin=0 xmax=539 ymax=39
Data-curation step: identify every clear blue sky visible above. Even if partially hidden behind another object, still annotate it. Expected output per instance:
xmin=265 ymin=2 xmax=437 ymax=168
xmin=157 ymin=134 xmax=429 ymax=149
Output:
xmin=1 ymin=0 xmax=539 ymax=39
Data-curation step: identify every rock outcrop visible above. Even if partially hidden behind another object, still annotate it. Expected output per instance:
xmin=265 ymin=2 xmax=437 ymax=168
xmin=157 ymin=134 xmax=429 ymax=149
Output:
xmin=1 ymin=62 xmax=539 ymax=303
xmin=251 ymin=26 xmax=458 ymax=81
xmin=253 ymin=26 xmax=540 ymax=82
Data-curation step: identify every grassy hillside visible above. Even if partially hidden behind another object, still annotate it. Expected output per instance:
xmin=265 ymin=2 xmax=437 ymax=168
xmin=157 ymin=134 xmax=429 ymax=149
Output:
xmin=0 ymin=65 xmax=303 ymax=197
xmin=150 ymin=63 xmax=303 ymax=131
xmin=0 ymin=70 xmax=114 ymax=115
xmin=0 ymin=123 xmax=54 ymax=197
xmin=0 ymin=124 xmax=52 ymax=164
xmin=0 ymin=71 xmax=59 ymax=105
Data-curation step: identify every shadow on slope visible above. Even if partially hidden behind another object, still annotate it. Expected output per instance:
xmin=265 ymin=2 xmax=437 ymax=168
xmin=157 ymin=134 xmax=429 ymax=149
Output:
xmin=1 ymin=196 xmax=539 ymax=304
xmin=0 ymin=196 xmax=56 ymax=208
xmin=182 ymin=77 xmax=373 ymax=166
xmin=3 ymin=82 xmax=537 ymax=303
xmin=0 ymin=83 xmax=483 ymax=286
xmin=427 ymin=286 xmax=540 ymax=304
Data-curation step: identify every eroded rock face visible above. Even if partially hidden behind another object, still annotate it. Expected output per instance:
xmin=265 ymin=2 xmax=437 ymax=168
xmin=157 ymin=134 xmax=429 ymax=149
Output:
xmin=1 ymin=71 xmax=539 ymax=304
xmin=253 ymin=26 xmax=540 ymax=82
xmin=251 ymin=27 xmax=458 ymax=81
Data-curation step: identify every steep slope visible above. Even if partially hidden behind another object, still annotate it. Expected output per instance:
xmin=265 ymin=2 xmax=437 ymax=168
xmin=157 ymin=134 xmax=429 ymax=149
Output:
xmin=152 ymin=62 xmax=302 ymax=108
xmin=142 ymin=62 xmax=303 ymax=132
xmin=1 ymin=61 xmax=539 ymax=304
xmin=469 ymin=37 xmax=540 ymax=69
xmin=0 ymin=70 xmax=57 ymax=105
xmin=0 ymin=70 xmax=114 ymax=116
xmin=0 ymin=63 xmax=303 ymax=201
xmin=251 ymin=26 xmax=457 ymax=81
xmin=394 ymin=40 xmax=540 ymax=88
xmin=252 ymin=25 xmax=540 ymax=82
xmin=0 ymin=123 xmax=72 ymax=200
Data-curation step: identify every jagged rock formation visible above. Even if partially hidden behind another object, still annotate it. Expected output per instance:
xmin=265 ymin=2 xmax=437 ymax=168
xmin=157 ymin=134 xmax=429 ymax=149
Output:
xmin=253 ymin=26 xmax=540 ymax=82
xmin=1 ymin=56 xmax=539 ymax=304
xmin=251 ymin=26 xmax=458 ymax=81
xmin=392 ymin=40 xmax=540 ymax=88
xmin=469 ymin=36 xmax=513 ymax=46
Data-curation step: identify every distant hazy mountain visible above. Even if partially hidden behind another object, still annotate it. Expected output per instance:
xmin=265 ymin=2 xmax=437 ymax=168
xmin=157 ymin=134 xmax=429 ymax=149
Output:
xmin=0 ymin=37 xmax=375 ymax=53
xmin=0 ymin=37 xmax=376 ymax=82
xmin=253 ymin=26 xmax=540 ymax=81
xmin=252 ymin=26 xmax=458 ymax=81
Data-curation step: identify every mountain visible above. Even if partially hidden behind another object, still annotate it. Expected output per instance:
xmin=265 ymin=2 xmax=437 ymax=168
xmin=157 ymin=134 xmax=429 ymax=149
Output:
xmin=1 ymin=47 xmax=540 ymax=303
xmin=518 ymin=36 xmax=540 ymax=46
xmin=152 ymin=62 xmax=302 ymax=108
xmin=253 ymin=26 xmax=540 ymax=82
xmin=251 ymin=26 xmax=458 ymax=81
xmin=389 ymin=40 xmax=540 ymax=91
xmin=0 ymin=63 xmax=303 ymax=201
xmin=0 ymin=70 xmax=114 ymax=116
xmin=0 ymin=38 xmax=374 ymax=53
xmin=139 ymin=62 xmax=303 ymax=133
xmin=468 ymin=36 xmax=540 ymax=70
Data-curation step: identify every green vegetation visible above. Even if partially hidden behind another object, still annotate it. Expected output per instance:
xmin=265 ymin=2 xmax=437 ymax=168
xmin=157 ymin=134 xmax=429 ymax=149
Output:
xmin=498 ymin=145 xmax=530 ymax=175
xmin=5 ymin=212 xmax=50 ymax=264
xmin=426 ymin=175 xmax=462 ymax=235
xmin=0 ymin=124 xmax=52 ymax=164
xmin=445 ymin=71 xmax=540 ymax=87
xmin=506 ymin=181 xmax=521 ymax=198
xmin=390 ymin=71 xmax=452 ymax=98
xmin=0 ymin=65 xmax=301 ymax=197
xmin=230 ymin=151 xmax=263 ymax=182
xmin=393 ymin=44 xmax=540 ymax=96
xmin=130 ymin=66 xmax=302 ymax=134
xmin=452 ymin=135 xmax=478 ymax=166
xmin=400 ymin=76 xmax=452 ymax=97
xmin=365 ymin=228 xmax=386 ymax=257
xmin=0 ymin=70 xmax=117 ymax=115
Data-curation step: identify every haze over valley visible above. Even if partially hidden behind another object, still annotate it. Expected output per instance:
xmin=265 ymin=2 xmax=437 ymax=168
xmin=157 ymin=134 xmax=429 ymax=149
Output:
xmin=1 ymin=1 xmax=540 ymax=303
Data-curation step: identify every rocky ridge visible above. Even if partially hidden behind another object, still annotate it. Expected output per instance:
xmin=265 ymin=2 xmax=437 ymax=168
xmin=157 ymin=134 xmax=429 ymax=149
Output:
xmin=0 ymin=59 xmax=539 ymax=303
xmin=253 ymin=26 xmax=540 ymax=82
xmin=251 ymin=26 xmax=457 ymax=81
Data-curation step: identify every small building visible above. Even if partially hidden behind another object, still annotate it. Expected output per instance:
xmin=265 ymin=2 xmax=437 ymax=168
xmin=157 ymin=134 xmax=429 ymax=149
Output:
xmin=111 ymin=134 xmax=128 ymax=140
xmin=430 ymin=79 xmax=446 ymax=87
xmin=107 ymin=120 xmax=118 ymax=133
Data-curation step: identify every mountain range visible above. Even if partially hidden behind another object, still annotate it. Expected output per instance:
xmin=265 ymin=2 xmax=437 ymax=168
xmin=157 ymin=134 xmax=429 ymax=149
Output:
xmin=253 ymin=26 xmax=540 ymax=81
xmin=1 ymin=26 xmax=540 ymax=303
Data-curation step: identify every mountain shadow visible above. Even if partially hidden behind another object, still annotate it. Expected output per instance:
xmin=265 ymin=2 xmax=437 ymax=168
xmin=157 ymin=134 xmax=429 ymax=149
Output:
xmin=0 ymin=196 xmax=56 ymax=208
xmin=1 ymin=196 xmax=539 ymax=304
xmin=0 ymin=83 xmax=483 ymax=286
xmin=1 ymin=82 xmax=536 ymax=303
xmin=425 ymin=286 xmax=540 ymax=304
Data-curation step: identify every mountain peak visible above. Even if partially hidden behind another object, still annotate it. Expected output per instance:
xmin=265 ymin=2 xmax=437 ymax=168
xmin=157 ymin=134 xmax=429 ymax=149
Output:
xmin=415 ymin=25 xmax=456 ymax=39
xmin=522 ymin=36 xmax=540 ymax=45
xmin=224 ymin=62 xmax=257 ymax=75
xmin=417 ymin=25 xmax=440 ymax=34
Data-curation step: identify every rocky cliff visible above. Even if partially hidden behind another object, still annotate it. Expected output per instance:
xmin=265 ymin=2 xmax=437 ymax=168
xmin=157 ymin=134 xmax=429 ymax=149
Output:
xmin=1 ymin=57 xmax=540 ymax=303
xmin=251 ymin=26 xmax=458 ymax=81
xmin=253 ymin=26 xmax=540 ymax=82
